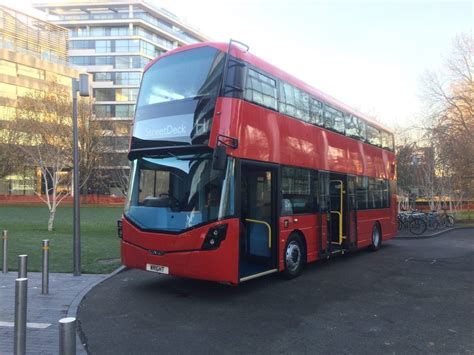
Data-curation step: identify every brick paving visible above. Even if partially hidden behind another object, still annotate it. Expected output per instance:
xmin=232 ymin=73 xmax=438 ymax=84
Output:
xmin=0 ymin=272 xmax=106 ymax=354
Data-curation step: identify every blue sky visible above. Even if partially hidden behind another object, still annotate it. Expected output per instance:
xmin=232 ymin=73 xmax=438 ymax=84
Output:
xmin=156 ymin=0 xmax=472 ymax=128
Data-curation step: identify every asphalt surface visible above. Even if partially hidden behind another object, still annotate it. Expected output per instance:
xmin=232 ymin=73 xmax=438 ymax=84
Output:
xmin=78 ymin=229 xmax=474 ymax=354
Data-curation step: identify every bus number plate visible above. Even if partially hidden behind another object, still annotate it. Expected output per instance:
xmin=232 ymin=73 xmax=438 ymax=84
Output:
xmin=146 ymin=264 xmax=169 ymax=274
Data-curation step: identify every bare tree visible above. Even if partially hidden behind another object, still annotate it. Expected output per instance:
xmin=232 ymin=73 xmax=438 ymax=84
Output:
xmin=10 ymin=81 xmax=72 ymax=231
xmin=421 ymin=34 xmax=474 ymax=200
xmin=77 ymin=96 xmax=109 ymax=194
xmin=7 ymin=79 xmax=101 ymax=231
xmin=110 ymin=165 xmax=131 ymax=198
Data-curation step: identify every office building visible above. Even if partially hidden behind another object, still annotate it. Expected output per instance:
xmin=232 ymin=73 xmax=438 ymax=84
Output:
xmin=0 ymin=5 xmax=80 ymax=195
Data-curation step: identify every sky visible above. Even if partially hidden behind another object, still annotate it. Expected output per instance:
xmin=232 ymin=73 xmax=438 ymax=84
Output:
xmin=2 ymin=0 xmax=472 ymax=129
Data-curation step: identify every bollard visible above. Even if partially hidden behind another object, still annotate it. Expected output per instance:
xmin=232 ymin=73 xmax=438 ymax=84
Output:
xmin=59 ymin=317 xmax=76 ymax=355
xmin=42 ymin=240 xmax=49 ymax=295
xmin=2 ymin=230 xmax=7 ymax=273
xmin=14 ymin=278 xmax=27 ymax=355
xmin=18 ymin=255 xmax=27 ymax=279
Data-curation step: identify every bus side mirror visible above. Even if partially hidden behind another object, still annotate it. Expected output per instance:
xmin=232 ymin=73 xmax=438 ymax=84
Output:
xmin=212 ymin=145 xmax=227 ymax=171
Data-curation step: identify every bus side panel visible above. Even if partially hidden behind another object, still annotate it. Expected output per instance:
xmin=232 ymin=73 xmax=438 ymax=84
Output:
xmin=278 ymin=214 xmax=319 ymax=271
xmin=356 ymin=209 xmax=394 ymax=247
xmin=212 ymin=98 xmax=395 ymax=181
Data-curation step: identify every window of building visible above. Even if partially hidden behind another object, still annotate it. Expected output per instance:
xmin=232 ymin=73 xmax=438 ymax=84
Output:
xmin=70 ymin=56 xmax=94 ymax=65
xmin=115 ymin=71 xmax=141 ymax=85
xmin=115 ymin=56 xmax=131 ymax=69
xmin=0 ymin=83 xmax=17 ymax=99
xmin=17 ymin=86 xmax=39 ymax=97
xmin=95 ymin=56 xmax=113 ymax=66
xmin=94 ymin=104 xmax=113 ymax=118
xmin=93 ymin=72 xmax=113 ymax=82
xmin=116 ymin=88 xmax=138 ymax=102
xmin=52 ymin=74 xmax=71 ymax=86
xmin=70 ymin=40 xmax=92 ymax=50
xmin=89 ymin=27 xmax=106 ymax=36
xmin=17 ymin=64 xmax=45 ymax=80
xmin=244 ymin=68 xmax=277 ymax=110
xmin=110 ymin=27 xmax=129 ymax=36
xmin=366 ymin=124 xmax=382 ymax=147
xmin=96 ymin=40 xmax=112 ymax=53
xmin=94 ymin=88 xmax=115 ymax=101
xmin=115 ymin=104 xmax=135 ymax=118
xmin=309 ymin=98 xmax=324 ymax=126
xmin=324 ymin=105 xmax=345 ymax=133
xmin=0 ymin=59 xmax=16 ymax=76
xmin=281 ymin=166 xmax=315 ymax=215
xmin=0 ymin=106 xmax=16 ymax=121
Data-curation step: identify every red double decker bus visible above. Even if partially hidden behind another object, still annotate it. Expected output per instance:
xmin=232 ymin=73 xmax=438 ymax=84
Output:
xmin=120 ymin=40 xmax=397 ymax=285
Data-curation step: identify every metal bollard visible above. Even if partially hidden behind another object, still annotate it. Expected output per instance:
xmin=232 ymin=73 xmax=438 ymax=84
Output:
xmin=59 ymin=317 xmax=76 ymax=355
xmin=14 ymin=278 xmax=28 ymax=355
xmin=2 ymin=230 xmax=7 ymax=273
xmin=42 ymin=240 xmax=49 ymax=295
xmin=18 ymin=255 xmax=27 ymax=279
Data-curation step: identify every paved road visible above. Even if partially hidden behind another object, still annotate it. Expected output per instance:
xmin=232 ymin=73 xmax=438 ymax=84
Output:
xmin=78 ymin=229 xmax=474 ymax=354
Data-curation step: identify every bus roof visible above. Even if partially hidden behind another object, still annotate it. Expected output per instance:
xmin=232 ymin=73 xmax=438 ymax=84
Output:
xmin=147 ymin=41 xmax=394 ymax=134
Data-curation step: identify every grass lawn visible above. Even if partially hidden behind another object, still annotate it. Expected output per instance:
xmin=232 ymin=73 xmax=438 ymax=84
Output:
xmin=0 ymin=205 xmax=123 ymax=274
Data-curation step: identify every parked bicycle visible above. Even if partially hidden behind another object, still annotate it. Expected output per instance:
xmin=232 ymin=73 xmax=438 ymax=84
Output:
xmin=437 ymin=209 xmax=455 ymax=228
xmin=397 ymin=210 xmax=427 ymax=235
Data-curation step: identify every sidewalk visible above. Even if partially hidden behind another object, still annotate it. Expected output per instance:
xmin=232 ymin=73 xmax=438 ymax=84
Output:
xmin=0 ymin=272 xmax=106 ymax=355
xmin=396 ymin=223 xmax=474 ymax=239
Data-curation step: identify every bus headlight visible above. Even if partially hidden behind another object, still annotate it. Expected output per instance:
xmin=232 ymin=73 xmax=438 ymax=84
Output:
xmin=202 ymin=224 xmax=228 ymax=250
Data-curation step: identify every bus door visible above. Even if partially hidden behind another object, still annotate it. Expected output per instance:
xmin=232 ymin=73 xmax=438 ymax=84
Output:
xmin=346 ymin=176 xmax=357 ymax=248
xmin=329 ymin=177 xmax=348 ymax=250
xmin=239 ymin=162 xmax=278 ymax=281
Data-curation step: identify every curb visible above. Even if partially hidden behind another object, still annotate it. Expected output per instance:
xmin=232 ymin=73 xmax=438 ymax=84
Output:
xmin=66 ymin=265 xmax=127 ymax=354
xmin=66 ymin=265 xmax=126 ymax=318
xmin=394 ymin=226 xmax=473 ymax=240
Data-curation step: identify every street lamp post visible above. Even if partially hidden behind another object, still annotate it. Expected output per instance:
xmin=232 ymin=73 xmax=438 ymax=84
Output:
xmin=72 ymin=74 xmax=89 ymax=277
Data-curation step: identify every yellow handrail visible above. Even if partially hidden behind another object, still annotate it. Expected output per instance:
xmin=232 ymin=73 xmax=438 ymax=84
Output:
xmin=245 ymin=218 xmax=272 ymax=248
xmin=330 ymin=179 xmax=344 ymax=245
xmin=330 ymin=211 xmax=343 ymax=244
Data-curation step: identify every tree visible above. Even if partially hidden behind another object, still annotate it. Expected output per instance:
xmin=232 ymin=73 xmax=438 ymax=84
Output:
xmin=11 ymin=81 xmax=72 ymax=231
xmin=421 ymin=34 xmax=474 ymax=200
xmin=7 ymin=79 xmax=101 ymax=231
xmin=77 ymin=96 xmax=109 ymax=194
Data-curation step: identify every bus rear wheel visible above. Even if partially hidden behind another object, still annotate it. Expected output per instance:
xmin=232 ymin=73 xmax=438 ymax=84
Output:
xmin=283 ymin=234 xmax=304 ymax=279
xmin=369 ymin=223 xmax=381 ymax=251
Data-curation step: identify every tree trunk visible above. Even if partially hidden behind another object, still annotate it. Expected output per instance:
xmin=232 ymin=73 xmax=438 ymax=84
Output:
xmin=47 ymin=208 xmax=56 ymax=232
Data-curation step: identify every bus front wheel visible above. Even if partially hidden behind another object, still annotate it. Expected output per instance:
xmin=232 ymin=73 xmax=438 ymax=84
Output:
xmin=283 ymin=234 xmax=304 ymax=279
xmin=369 ymin=223 xmax=381 ymax=251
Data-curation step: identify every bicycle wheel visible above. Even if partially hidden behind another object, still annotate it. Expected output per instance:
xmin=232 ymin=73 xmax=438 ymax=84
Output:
xmin=409 ymin=218 xmax=427 ymax=235
xmin=397 ymin=218 xmax=403 ymax=231
xmin=427 ymin=217 xmax=439 ymax=231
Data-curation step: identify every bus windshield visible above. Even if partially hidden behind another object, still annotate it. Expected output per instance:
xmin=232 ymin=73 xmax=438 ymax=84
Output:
xmin=125 ymin=153 xmax=235 ymax=232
